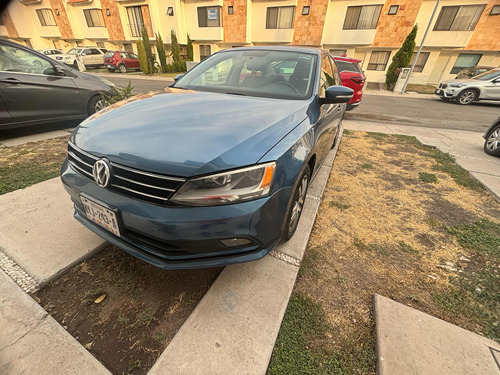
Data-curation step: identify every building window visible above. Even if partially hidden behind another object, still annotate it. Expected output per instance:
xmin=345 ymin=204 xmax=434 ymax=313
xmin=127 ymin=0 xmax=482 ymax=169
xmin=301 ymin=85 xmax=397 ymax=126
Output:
xmin=200 ymin=45 xmax=211 ymax=61
xmin=166 ymin=7 xmax=174 ymax=16
xmin=96 ymin=41 xmax=105 ymax=48
xmin=329 ymin=49 xmax=347 ymax=56
xmin=450 ymin=53 xmax=482 ymax=74
xmin=302 ymin=6 xmax=310 ymax=15
xmin=83 ymin=9 xmax=105 ymax=27
xmin=198 ymin=6 xmax=221 ymax=27
xmin=179 ymin=45 xmax=188 ymax=60
xmin=367 ymin=51 xmax=391 ymax=71
xmin=388 ymin=5 xmax=399 ymax=15
xmin=409 ymin=52 xmax=430 ymax=72
xmin=106 ymin=8 xmax=110 ymax=16
xmin=127 ymin=6 xmax=146 ymax=37
xmin=36 ymin=9 xmax=57 ymax=26
xmin=266 ymin=6 xmax=294 ymax=29
xmin=490 ymin=5 xmax=500 ymax=15
xmin=343 ymin=5 xmax=382 ymax=29
xmin=434 ymin=5 xmax=484 ymax=31
xmin=228 ymin=6 xmax=233 ymax=15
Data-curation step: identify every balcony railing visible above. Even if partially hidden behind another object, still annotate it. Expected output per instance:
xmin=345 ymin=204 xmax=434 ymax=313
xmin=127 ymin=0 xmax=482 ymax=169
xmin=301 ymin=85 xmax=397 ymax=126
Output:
xmin=128 ymin=23 xmax=152 ymax=38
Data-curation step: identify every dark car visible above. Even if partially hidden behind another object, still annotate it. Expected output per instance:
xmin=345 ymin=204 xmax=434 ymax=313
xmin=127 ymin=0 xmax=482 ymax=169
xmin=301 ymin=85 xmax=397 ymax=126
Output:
xmin=332 ymin=56 xmax=365 ymax=110
xmin=0 ymin=39 xmax=115 ymax=130
xmin=484 ymin=117 xmax=500 ymax=156
xmin=104 ymin=51 xmax=140 ymax=73
xmin=61 ymin=47 xmax=353 ymax=269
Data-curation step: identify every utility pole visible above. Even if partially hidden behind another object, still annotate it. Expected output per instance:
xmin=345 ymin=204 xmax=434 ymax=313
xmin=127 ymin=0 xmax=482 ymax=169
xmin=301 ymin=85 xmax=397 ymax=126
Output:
xmin=401 ymin=0 xmax=440 ymax=94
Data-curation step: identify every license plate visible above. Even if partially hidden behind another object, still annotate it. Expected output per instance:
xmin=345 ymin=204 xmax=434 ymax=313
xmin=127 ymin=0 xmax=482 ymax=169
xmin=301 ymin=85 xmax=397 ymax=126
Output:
xmin=81 ymin=196 xmax=120 ymax=236
xmin=435 ymin=89 xmax=442 ymax=95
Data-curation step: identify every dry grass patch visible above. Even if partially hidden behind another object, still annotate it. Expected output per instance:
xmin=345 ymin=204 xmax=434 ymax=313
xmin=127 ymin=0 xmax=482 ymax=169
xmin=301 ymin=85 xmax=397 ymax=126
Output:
xmin=269 ymin=131 xmax=500 ymax=374
xmin=0 ymin=136 xmax=68 ymax=194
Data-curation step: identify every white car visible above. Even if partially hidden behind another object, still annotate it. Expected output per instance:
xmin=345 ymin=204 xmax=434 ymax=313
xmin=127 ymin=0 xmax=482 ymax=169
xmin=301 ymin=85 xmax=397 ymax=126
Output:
xmin=435 ymin=68 xmax=500 ymax=105
xmin=59 ymin=47 xmax=107 ymax=69
xmin=37 ymin=49 xmax=64 ymax=61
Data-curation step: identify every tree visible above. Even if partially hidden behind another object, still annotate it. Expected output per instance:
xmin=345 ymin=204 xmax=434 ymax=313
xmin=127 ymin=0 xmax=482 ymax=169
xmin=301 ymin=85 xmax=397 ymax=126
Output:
xmin=136 ymin=40 xmax=149 ymax=74
xmin=141 ymin=25 xmax=154 ymax=74
xmin=385 ymin=24 xmax=418 ymax=91
xmin=187 ymin=34 xmax=194 ymax=61
xmin=155 ymin=33 xmax=167 ymax=73
xmin=171 ymin=29 xmax=181 ymax=64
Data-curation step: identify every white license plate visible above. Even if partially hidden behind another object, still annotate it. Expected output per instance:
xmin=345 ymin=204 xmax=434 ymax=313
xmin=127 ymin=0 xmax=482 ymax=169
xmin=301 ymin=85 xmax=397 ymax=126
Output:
xmin=81 ymin=196 xmax=120 ymax=236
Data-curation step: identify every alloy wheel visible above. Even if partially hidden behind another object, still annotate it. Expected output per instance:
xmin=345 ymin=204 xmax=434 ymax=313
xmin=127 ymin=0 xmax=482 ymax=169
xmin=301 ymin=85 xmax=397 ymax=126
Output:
xmin=119 ymin=65 xmax=127 ymax=73
xmin=94 ymin=99 xmax=106 ymax=112
xmin=486 ymin=128 xmax=500 ymax=151
xmin=459 ymin=91 xmax=475 ymax=105
xmin=288 ymin=174 xmax=308 ymax=235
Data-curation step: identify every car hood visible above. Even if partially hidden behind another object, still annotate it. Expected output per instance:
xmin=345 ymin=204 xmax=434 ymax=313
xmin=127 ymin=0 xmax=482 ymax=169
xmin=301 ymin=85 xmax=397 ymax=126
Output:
xmin=442 ymin=78 xmax=482 ymax=85
xmin=71 ymin=88 xmax=309 ymax=177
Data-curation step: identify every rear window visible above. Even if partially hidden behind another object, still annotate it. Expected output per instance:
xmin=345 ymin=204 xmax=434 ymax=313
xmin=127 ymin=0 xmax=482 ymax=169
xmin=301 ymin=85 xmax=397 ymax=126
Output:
xmin=335 ymin=60 xmax=361 ymax=73
xmin=104 ymin=52 xmax=115 ymax=58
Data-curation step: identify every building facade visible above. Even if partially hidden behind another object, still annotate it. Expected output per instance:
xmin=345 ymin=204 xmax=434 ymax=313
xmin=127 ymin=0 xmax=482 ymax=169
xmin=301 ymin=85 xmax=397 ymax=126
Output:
xmin=1 ymin=0 xmax=499 ymax=85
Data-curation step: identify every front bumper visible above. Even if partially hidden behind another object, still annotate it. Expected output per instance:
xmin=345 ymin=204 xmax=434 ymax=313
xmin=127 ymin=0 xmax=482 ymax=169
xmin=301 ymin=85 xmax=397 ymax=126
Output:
xmin=434 ymin=87 xmax=460 ymax=99
xmin=61 ymin=160 xmax=292 ymax=269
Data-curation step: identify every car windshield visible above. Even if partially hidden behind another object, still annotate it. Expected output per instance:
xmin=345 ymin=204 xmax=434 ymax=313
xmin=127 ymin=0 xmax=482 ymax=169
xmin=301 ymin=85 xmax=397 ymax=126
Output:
xmin=66 ymin=48 xmax=82 ymax=55
xmin=473 ymin=70 xmax=500 ymax=81
xmin=174 ymin=49 xmax=317 ymax=100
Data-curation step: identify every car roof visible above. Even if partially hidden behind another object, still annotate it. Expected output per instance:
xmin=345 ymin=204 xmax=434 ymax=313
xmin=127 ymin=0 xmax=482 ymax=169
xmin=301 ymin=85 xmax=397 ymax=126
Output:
xmin=218 ymin=45 xmax=322 ymax=55
xmin=332 ymin=56 xmax=361 ymax=64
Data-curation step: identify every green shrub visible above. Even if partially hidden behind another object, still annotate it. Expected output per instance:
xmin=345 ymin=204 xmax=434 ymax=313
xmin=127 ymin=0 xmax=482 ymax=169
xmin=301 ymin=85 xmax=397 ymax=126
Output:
xmin=171 ymin=30 xmax=181 ymax=64
xmin=100 ymin=81 xmax=134 ymax=107
xmin=187 ymin=34 xmax=194 ymax=61
xmin=163 ymin=61 xmax=187 ymax=73
xmin=155 ymin=33 xmax=167 ymax=73
xmin=385 ymin=25 xmax=418 ymax=91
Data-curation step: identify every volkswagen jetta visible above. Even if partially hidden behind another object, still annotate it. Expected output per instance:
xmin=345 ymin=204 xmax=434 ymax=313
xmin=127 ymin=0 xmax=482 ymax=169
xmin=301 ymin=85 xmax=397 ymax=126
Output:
xmin=61 ymin=47 xmax=353 ymax=269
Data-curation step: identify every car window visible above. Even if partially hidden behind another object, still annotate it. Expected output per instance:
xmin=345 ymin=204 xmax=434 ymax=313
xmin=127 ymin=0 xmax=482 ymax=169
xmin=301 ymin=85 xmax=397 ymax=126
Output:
xmin=119 ymin=52 xmax=127 ymax=59
xmin=104 ymin=52 xmax=114 ymax=58
xmin=82 ymin=49 xmax=91 ymax=55
xmin=90 ymin=48 xmax=101 ymax=55
xmin=175 ymin=49 xmax=317 ymax=100
xmin=329 ymin=57 xmax=340 ymax=85
xmin=473 ymin=70 xmax=500 ymax=81
xmin=0 ymin=44 xmax=53 ymax=75
xmin=319 ymin=54 xmax=336 ymax=97
xmin=129 ymin=53 xmax=138 ymax=59
xmin=66 ymin=48 xmax=81 ymax=55
xmin=335 ymin=60 xmax=357 ymax=73
xmin=100 ymin=49 xmax=108 ymax=53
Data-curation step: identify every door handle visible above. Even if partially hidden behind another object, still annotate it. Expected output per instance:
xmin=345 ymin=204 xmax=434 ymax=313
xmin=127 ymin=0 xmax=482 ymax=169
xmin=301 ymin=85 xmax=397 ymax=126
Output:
xmin=0 ymin=78 xmax=21 ymax=84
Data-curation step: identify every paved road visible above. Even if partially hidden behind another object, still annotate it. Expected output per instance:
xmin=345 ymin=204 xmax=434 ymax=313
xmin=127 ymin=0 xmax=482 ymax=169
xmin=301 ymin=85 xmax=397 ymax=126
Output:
xmin=106 ymin=75 xmax=172 ymax=94
xmin=347 ymin=94 xmax=499 ymax=133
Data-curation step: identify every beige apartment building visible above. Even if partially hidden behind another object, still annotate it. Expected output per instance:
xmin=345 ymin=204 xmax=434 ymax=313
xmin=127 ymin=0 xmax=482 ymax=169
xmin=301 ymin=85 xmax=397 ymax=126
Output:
xmin=1 ymin=0 xmax=499 ymax=85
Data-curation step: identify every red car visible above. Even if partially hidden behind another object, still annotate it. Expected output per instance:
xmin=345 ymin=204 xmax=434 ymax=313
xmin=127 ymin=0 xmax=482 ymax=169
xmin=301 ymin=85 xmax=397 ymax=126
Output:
xmin=332 ymin=56 xmax=366 ymax=110
xmin=104 ymin=51 xmax=140 ymax=73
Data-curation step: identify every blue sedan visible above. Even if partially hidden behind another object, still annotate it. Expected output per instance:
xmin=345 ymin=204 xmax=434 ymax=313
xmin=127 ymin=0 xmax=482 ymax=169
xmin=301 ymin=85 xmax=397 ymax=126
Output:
xmin=61 ymin=46 xmax=353 ymax=269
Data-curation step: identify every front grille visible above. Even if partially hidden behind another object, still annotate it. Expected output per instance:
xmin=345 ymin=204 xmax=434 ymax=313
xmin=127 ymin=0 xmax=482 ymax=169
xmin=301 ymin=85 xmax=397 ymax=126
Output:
xmin=67 ymin=142 xmax=186 ymax=205
xmin=439 ymin=83 xmax=447 ymax=89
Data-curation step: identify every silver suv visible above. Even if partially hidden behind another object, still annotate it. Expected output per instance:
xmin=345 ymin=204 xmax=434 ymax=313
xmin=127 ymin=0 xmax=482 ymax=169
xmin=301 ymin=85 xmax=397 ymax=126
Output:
xmin=435 ymin=68 xmax=500 ymax=105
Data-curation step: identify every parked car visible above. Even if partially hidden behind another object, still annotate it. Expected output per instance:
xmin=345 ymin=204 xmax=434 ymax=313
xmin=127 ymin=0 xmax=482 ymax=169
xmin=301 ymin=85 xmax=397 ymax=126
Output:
xmin=332 ymin=56 xmax=365 ymax=110
xmin=0 ymin=39 xmax=115 ymax=130
xmin=104 ymin=51 xmax=140 ymax=73
xmin=61 ymin=46 xmax=353 ymax=269
xmin=434 ymin=68 xmax=500 ymax=105
xmin=59 ymin=47 xmax=106 ymax=69
xmin=37 ymin=49 xmax=65 ymax=61
xmin=484 ymin=116 xmax=500 ymax=156
xmin=456 ymin=66 xmax=495 ymax=79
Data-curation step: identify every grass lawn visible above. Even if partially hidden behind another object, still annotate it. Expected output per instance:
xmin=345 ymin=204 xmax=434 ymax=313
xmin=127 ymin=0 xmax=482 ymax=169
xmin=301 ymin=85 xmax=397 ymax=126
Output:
xmin=0 ymin=136 xmax=69 ymax=195
xmin=268 ymin=131 xmax=500 ymax=374
xmin=405 ymin=84 xmax=437 ymax=95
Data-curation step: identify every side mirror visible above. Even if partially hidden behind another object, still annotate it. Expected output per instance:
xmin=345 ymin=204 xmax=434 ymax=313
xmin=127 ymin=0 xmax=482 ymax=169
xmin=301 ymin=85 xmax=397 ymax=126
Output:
xmin=173 ymin=74 xmax=184 ymax=82
xmin=44 ymin=65 xmax=67 ymax=76
xmin=81 ymin=52 xmax=86 ymax=56
xmin=320 ymin=85 xmax=354 ymax=105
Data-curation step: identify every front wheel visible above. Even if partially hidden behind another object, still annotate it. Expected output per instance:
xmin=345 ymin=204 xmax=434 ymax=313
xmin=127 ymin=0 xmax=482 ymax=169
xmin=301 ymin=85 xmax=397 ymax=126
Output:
xmin=107 ymin=68 xmax=115 ymax=73
xmin=457 ymin=89 xmax=477 ymax=105
xmin=87 ymin=95 xmax=107 ymax=115
xmin=484 ymin=123 xmax=500 ymax=156
xmin=283 ymin=165 xmax=311 ymax=241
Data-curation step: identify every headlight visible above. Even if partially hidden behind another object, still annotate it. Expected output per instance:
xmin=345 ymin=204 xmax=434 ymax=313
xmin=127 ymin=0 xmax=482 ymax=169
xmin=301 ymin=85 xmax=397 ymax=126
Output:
xmin=449 ymin=83 xmax=466 ymax=88
xmin=100 ymin=78 xmax=115 ymax=87
xmin=171 ymin=162 xmax=276 ymax=206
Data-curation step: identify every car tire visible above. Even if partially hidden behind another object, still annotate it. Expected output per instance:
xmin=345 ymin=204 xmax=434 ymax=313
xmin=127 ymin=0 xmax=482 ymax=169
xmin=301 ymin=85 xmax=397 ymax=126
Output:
xmin=87 ymin=95 xmax=107 ymax=115
xmin=107 ymin=68 xmax=115 ymax=73
xmin=457 ymin=89 xmax=477 ymax=105
xmin=283 ymin=165 xmax=311 ymax=242
xmin=484 ymin=123 xmax=500 ymax=156
xmin=118 ymin=64 xmax=127 ymax=73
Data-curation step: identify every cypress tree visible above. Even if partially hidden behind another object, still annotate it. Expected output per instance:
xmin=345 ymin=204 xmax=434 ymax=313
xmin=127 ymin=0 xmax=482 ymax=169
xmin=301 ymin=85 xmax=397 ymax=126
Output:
xmin=141 ymin=25 xmax=154 ymax=74
xmin=171 ymin=30 xmax=181 ymax=64
xmin=385 ymin=24 xmax=418 ymax=91
xmin=136 ymin=40 xmax=149 ymax=74
xmin=155 ymin=33 xmax=167 ymax=73
xmin=187 ymin=34 xmax=194 ymax=61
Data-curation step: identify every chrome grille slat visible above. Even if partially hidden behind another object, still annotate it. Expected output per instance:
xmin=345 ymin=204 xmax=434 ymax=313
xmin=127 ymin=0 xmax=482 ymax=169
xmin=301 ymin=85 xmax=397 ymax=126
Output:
xmin=67 ymin=142 xmax=184 ymax=205
xmin=113 ymin=175 xmax=176 ymax=192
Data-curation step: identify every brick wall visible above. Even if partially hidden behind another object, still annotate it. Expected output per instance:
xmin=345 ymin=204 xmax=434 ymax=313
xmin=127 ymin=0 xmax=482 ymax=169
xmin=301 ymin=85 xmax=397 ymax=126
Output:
xmin=48 ymin=0 xmax=74 ymax=39
xmin=223 ymin=0 xmax=247 ymax=43
xmin=292 ymin=0 xmax=328 ymax=46
xmin=100 ymin=0 xmax=125 ymax=41
xmin=466 ymin=0 xmax=500 ymax=50
xmin=372 ymin=0 xmax=422 ymax=48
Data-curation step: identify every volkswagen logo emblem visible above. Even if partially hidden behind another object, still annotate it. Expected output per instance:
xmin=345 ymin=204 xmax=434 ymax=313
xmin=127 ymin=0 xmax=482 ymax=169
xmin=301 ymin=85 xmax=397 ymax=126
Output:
xmin=92 ymin=159 xmax=110 ymax=188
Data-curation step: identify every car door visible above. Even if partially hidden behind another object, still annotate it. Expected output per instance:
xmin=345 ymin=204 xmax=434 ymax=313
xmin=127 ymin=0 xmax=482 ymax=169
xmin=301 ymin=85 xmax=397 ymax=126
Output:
xmin=0 ymin=91 xmax=13 ymax=126
xmin=90 ymin=48 xmax=103 ymax=66
xmin=81 ymin=49 xmax=93 ymax=65
xmin=0 ymin=42 xmax=84 ymax=123
xmin=127 ymin=52 xmax=140 ymax=68
xmin=314 ymin=53 xmax=341 ymax=165
xmin=484 ymin=77 xmax=500 ymax=100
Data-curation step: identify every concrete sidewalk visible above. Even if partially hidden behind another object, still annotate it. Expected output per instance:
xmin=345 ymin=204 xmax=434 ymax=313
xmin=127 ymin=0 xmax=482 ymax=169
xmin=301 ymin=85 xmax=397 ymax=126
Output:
xmin=343 ymin=120 xmax=500 ymax=201
xmin=374 ymin=295 xmax=500 ymax=375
